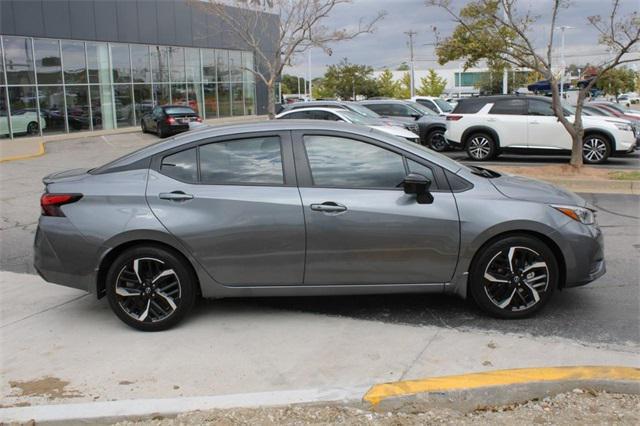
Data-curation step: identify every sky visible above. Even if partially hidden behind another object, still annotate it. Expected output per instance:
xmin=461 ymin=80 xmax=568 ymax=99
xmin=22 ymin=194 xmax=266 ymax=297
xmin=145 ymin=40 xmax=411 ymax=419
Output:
xmin=284 ymin=0 xmax=640 ymax=78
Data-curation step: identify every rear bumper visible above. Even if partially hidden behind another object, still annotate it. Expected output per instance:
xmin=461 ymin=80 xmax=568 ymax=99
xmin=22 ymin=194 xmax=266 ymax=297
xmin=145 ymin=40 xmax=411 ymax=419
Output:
xmin=34 ymin=217 xmax=97 ymax=293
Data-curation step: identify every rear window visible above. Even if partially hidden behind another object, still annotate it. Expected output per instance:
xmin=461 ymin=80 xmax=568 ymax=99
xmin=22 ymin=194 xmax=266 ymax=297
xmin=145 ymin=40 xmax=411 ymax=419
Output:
xmin=164 ymin=107 xmax=196 ymax=115
xmin=452 ymin=99 xmax=487 ymax=114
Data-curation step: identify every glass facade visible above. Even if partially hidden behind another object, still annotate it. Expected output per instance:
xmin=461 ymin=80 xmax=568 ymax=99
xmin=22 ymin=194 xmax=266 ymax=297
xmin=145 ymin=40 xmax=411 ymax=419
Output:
xmin=0 ymin=36 xmax=256 ymax=139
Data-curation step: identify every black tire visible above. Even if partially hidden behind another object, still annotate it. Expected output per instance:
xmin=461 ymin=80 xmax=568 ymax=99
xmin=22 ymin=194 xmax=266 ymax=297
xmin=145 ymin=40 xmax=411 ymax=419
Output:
xmin=157 ymin=124 xmax=165 ymax=138
xmin=582 ymin=134 xmax=611 ymax=164
xmin=427 ymin=128 xmax=448 ymax=152
xmin=106 ymin=245 xmax=197 ymax=331
xmin=469 ymin=235 xmax=558 ymax=319
xmin=26 ymin=121 xmax=39 ymax=135
xmin=141 ymin=120 xmax=147 ymax=133
xmin=465 ymin=132 xmax=497 ymax=161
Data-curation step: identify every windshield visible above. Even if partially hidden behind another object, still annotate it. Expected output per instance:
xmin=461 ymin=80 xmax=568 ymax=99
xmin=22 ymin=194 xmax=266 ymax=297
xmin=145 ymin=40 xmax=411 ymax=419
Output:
xmin=561 ymin=101 xmax=576 ymax=115
xmin=406 ymin=101 xmax=438 ymax=116
xmin=345 ymin=102 xmax=382 ymax=118
xmin=339 ymin=110 xmax=381 ymax=125
xmin=434 ymin=98 xmax=453 ymax=112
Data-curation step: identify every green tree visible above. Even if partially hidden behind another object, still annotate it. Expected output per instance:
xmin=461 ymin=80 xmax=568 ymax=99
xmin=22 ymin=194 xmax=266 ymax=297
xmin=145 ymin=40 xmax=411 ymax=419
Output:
xmin=280 ymin=74 xmax=305 ymax=95
xmin=396 ymin=62 xmax=410 ymax=71
xmin=596 ymin=67 xmax=636 ymax=99
xmin=417 ymin=69 xmax=447 ymax=96
xmin=394 ymin=72 xmax=412 ymax=98
xmin=377 ymin=69 xmax=399 ymax=97
xmin=311 ymin=77 xmax=335 ymax=99
xmin=427 ymin=0 xmax=639 ymax=168
xmin=322 ymin=58 xmax=379 ymax=100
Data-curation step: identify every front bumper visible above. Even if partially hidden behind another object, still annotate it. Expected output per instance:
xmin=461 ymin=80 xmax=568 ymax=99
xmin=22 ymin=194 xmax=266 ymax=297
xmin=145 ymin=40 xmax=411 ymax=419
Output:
xmin=560 ymin=220 xmax=606 ymax=288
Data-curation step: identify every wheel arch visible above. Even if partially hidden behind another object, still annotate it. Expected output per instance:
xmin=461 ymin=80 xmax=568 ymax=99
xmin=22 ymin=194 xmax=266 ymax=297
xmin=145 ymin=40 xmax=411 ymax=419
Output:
xmin=583 ymin=128 xmax=616 ymax=152
xmin=96 ymin=235 xmax=201 ymax=299
xmin=461 ymin=126 xmax=500 ymax=148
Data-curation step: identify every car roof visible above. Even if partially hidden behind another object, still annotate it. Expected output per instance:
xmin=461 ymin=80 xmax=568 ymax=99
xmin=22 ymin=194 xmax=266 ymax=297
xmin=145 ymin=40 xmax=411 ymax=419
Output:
xmin=279 ymin=107 xmax=347 ymax=114
xmin=359 ymin=99 xmax=410 ymax=104
xmin=93 ymin=120 xmax=463 ymax=174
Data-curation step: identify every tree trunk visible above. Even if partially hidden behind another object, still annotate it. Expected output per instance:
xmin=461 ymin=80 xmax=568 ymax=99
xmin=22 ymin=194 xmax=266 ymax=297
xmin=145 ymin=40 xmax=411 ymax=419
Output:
xmin=266 ymin=82 xmax=276 ymax=119
xmin=569 ymin=131 xmax=584 ymax=168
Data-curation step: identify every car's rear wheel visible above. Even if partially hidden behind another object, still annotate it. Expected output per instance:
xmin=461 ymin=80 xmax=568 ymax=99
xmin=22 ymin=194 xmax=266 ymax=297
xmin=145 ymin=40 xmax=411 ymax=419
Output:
xmin=141 ymin=120 xmax=147 ymax=133
xmin=469 ymin=235 xmax=558 ymax=319
xmin=428 ymin=129 xmax=448 ymax=152
xmin=582 ymin=135 xmax=610 ymax=164
xmin=27 ymin=121 xmax=39 ymax=135
xmin=106 ymin=245 xmax=197 ymax=331
xmin=157 ymin=124 xmax=166 ymax=138
xmin=466 ymin=133 xmax=497 ymax=161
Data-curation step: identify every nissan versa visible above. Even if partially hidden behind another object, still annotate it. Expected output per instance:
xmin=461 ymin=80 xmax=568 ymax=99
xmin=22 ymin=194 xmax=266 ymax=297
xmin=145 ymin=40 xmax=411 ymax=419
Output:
xmin=35 ymin=121 xmax=605 ymax=331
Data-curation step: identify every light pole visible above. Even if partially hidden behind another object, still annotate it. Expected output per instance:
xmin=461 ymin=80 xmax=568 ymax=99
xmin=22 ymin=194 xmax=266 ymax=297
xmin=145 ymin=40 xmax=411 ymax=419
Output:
xmin=556 ymin=25 xmax=575 ymax=99
xmin=405 ymin=30 xmax=417 ymax=98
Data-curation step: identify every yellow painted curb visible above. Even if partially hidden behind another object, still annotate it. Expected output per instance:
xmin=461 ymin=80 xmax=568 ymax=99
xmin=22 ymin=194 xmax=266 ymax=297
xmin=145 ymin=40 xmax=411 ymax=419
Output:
xmin=0 ymin=141 xmax=46 ymax=163
xmin=363 ymin=366 xmax=640 ymax=406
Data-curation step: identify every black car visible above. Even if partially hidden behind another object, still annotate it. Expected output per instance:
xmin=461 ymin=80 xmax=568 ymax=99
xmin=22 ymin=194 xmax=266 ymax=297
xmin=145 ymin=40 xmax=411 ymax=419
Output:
xmin=141 ymin=105 xmax=201 ymax=138
xmin=358 ymin=100 xmax=448 ymax=151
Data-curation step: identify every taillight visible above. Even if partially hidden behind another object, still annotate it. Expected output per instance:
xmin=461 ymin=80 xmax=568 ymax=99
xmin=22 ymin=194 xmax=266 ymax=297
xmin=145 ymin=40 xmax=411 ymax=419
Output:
xmin=446 ymin=115 xmax=463 ymax=121
xmin=166 ymin=116 xmax=176 ymax=124
xmin=41 ymin=193 xmax=83 ymax=217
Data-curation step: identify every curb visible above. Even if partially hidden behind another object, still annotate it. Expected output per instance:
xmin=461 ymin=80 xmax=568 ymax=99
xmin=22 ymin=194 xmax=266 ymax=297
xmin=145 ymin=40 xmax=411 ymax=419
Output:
xmin=0 ymin=141 xmax=45 ymax=163
xmin=363 ymin=366 xmax=640 ymax=411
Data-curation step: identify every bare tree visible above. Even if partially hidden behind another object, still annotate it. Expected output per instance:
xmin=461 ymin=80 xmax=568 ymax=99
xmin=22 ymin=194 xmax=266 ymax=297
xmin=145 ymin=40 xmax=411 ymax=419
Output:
xmin=192 ymin=0 xmax=385 ymax=118
xmin=428 ymin=0 xmax=639 ymax=167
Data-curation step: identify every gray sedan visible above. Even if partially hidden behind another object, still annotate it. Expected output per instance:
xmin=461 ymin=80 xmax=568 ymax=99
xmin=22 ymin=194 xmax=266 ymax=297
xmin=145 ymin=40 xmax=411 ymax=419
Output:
xmin=35 ymin=121 xmax=605 ymax=331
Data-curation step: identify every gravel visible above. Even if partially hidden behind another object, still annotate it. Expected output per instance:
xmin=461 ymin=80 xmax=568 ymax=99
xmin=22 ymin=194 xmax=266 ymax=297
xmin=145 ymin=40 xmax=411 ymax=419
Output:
xmin=114 ymin=390 xmax=640 ymax=425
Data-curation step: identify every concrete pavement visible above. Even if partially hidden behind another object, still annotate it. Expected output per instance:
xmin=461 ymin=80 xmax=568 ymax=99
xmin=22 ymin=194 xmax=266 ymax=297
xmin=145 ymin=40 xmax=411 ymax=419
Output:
xmin=1 ymin=270 xmax=638 ymax=411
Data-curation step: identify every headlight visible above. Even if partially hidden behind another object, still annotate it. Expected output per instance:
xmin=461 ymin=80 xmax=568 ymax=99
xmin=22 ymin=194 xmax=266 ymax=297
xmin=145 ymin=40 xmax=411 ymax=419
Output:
xmin=608 ymin=121 xmax=633 ymax=132
xmin=551 ymin=205 xmax=595 ymax=225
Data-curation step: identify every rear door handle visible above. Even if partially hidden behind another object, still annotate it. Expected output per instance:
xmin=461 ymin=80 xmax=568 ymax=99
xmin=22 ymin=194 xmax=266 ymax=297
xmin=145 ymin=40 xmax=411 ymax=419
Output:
xmin=159 ymin=191 xmax=194 ymax=201
xmin=310 ymin=202 xmax=347 ymax=213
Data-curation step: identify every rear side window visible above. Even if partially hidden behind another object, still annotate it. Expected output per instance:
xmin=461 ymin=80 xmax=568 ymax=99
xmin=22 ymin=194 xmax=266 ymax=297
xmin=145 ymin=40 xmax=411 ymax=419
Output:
xmin=489 ymin=99 xmax=526 ymax=115
xmin=452 ymin=99 xmax=486 ymax=114
xmin=416 ymin=99 xmax=438 ymax=112
xmin=281 ymin=111 xmax=313 ymax=119
xmin=161 ymin=148 xmax=198 ymax=183
xmin=199 ymin=137 xmax=284 ymax=185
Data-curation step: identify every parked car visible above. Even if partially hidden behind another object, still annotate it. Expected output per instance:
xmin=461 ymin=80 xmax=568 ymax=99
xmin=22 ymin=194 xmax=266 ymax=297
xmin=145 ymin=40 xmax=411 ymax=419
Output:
xmin=582 ymin=105 xmax=640 ymax=149
xmin=275 ymin=107 xmax=420 ymax=143
xmin=0 ymin=109 xmax=46 ymax=136
xmin=588 ymin=101 xmax=640 ymax=121
xmin=359 ymin=100 xmax=448 ymax=151
xmin=281 ymin=100 xmax=420 ymax=135
xmin=411 ymin=96 xmax=455 ymax=115
xmin=446 ymin=96 xmax=636 ymax=164
xmin=141 ymin=105 xmax=202 ymax=138
xmin=35 ymin=121 xmax=605 ymax=330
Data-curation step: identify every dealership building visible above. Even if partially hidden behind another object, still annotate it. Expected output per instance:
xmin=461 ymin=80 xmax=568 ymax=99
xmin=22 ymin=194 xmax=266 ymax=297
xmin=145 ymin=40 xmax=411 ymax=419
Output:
xmin=0 ymin=0 xmax=277 ymax=139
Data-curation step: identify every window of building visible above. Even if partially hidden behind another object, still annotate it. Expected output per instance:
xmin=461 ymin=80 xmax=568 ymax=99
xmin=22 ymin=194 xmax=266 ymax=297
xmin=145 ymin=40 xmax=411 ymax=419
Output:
xmin=151 ymin=46 xmax=170 ymax=83
xmin=113 ymin=84 xmax=134 ymax=127
xmin=62 ymin=41 xmax=87 ymax=84
xmin=199 ymin=137 xmax=284 ymax=185
xmin=202 ymin=50 xmax=217 ymax=82
xmin=216 ymin=50 xmax=229 ymax=83
xmin=185 ymin=48 xmax=201 ymax=83
xmin=4 ymin=36 xmax=36 ymax=85
xmin=130 ymin=44 xmax=151 ymax=83
xmin=38 ymin=85 xmax=66 ymax=134
xmin=304 ymin=135 xmax=406 ymax=188
xmin=87 ymin=42 xmax=111 ymax=85
xmin=110 ymin=44 xmax=131 ymax=83
xmin=34 ymin=39 xmax=62 ymax=85
xmin=134 ymin=84 xmax=153 ymax=124
xmin=65 ymin=85 xmax=90 ymax=132
xmin=170 ymin=47 xmax=185 ymax=82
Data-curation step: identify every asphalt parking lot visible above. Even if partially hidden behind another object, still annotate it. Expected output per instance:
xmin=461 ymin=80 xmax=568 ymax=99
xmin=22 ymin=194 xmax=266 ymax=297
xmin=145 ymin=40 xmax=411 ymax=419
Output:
xmin=0 ymin=132 xmax=638 ymax=350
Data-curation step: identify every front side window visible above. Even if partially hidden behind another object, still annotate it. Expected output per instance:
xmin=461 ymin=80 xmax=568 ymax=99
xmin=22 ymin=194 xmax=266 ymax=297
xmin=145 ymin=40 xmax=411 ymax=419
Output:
xmin=161 ymin=148 xmax=198 ymax=183
xmin=489 ymin=99 xmax=526 ymax=115
xmin=304 ymin=135 xmax=406 ymax=188
xmin=528 ymin=100 xmax=555 ymax=116
xmin=417 ymin=99 xmax=438 ymax=112
xmin=200 ymin=137 xmax=284 ymax=185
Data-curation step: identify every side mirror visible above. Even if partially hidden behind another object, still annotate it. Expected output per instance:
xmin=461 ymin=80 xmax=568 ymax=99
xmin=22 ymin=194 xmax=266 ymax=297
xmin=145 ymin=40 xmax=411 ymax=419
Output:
xmin=399 ymin=173 xmax=434 ymax=204
xmin=411 ymin=113 xmax=422 ymax=120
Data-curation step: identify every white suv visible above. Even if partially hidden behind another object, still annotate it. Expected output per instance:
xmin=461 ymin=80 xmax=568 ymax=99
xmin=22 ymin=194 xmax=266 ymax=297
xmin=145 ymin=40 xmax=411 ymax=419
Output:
xmin=411 ymin=96 xmax=454 ymax=115
xmin=445 ymin=96 xmax=637 ymax=164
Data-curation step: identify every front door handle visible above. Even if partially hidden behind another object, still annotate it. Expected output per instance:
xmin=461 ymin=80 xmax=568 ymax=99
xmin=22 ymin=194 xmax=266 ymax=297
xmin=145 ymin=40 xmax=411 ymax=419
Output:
xmin=310 ymin=202 xmax=347 ymax=213
xmin=159 ymin=191 xmax=194 ymax=201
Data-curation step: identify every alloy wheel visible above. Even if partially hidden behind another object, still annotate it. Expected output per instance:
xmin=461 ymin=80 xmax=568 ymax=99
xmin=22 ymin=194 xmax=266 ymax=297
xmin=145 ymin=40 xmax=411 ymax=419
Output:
xmin=468 ymin=136 xmax=491 ymax=159
xmin=115 ymin=257 xmax=181 ymax=323
xmin=483 ymin=246 xmax=549 ymax=312
xmin=27 ymin=122 xmax=39 ymax=135
xmin=430 ymin=130 xmax=448 ymax=152
xmin=583 ymin=137 xmax=607 ymax=163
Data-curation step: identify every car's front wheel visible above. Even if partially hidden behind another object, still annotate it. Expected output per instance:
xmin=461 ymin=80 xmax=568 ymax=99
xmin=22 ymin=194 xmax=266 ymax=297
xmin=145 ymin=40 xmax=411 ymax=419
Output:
xmin=428 ymin=129 xmax=448 ymax=152
xmin=469 ymin=235 xmax=558 ymax=318
xmin=582 ymin=135 xmax=611 ymax=164
xmin=466 ymin=133 xmax=497 ymax=161
xmin=106 ymin=245 xmax=197 ymax=331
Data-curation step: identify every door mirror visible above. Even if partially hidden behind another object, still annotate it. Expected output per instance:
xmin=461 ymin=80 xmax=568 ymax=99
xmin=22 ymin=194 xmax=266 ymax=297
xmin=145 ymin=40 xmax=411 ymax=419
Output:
xmin=399 ymin=173 xmax=433 ymax=204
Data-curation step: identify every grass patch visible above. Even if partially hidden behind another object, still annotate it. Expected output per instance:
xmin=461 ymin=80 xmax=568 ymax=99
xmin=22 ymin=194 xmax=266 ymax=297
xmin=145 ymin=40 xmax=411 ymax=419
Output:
xmin=608 ymin=171 xmax=640 ymax=181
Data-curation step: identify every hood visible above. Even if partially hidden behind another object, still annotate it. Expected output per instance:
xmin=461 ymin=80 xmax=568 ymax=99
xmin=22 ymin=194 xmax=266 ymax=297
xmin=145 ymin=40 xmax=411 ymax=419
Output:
xmin=371 ymin=125 xmax=418 ymax=139
xmin=489 ymin=173 xmax=586 ymax=206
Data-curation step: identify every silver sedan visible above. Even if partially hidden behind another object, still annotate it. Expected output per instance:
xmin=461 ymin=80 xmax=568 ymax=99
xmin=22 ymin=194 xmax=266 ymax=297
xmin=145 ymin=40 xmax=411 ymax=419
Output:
xmin=34 ymin=121 xmax=605 ymax=331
